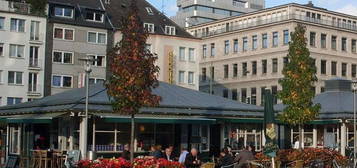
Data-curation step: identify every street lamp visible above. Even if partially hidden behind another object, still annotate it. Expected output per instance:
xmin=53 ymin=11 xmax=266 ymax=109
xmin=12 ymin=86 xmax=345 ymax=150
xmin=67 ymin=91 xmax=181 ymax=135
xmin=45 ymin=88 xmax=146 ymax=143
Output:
xmin=352 ymin=81 xmax=357 ymax=168
xmin=78 ymin=56 xmax=96 ymax=159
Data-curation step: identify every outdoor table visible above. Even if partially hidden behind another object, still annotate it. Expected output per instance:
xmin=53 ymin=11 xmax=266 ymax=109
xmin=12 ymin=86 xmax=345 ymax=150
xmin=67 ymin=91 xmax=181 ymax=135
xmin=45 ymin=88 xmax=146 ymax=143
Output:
xmin=31 ymin=150 xmax=53 ymax=168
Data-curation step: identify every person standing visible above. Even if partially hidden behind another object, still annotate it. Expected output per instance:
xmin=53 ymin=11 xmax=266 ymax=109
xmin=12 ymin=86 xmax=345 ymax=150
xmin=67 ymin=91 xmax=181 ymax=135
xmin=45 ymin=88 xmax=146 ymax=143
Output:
xmin=185 ymin=148 xmax=201 ymax=168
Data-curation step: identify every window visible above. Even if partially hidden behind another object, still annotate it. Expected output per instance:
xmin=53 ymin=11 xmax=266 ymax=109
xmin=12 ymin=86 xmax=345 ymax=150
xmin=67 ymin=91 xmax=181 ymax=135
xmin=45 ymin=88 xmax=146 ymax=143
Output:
xmin=243 ymin=37 xmax=248 ymax=51
xmin=251 ymin=88 xmax=256 ymax=105
xmin=210 ymin=66 xmax=214 ymax=80
xmin=233 ymin=64 xmax=238 ymax=77
xmin=224 ymin=64 xmax=229 ymax=78
xmin=28 ymin=73 xmax=38 ymax=92
xmin=89 ymin=78 xmax=105 ymax=84
xmin=9 ymin=44 xmax=24 ymax=58
xmin=331 ymin=61 xmax=337 ymax=75
xmin=88 ymin=32 xmax=106 ymax=44
xmin=0 ymin=43 xmax=3 ymax=56
xmin=10 ymin=18 xmax=25 ymax=32
xmin=0 ymin=17 xmax=4 ymax=30
xmin=342 ymin=37 xmax=347 ymax=51
xmin=252 ymin=61 xmax=257 ymax=75
xmin=262 ymin=60 xmax=267 ymax=74
xmin=90 ymin=55 xmax=105 ymax=67
xmin=252 ymin=35 xmax=258 ymax=50
xmin=86 ymin=11 xmax=103 ymax=22
xmin=8 ymin=71 xmax=23 ymax=85
xmin=54 ymin=7 xmax=73 ymax=18
xmin=260 ymin=87 xmax=266 ymax=105
xmin=233 ymin=39 xmax=238 ymax=53
xmin=321 ymin=34 xmax=326 ymax=48
xmin=52 ymin=75 xmax=73 ymax=87
xmin=7 ymin=97 xmax=22 ymax=105
xmin=165 ymin=26 xmax=175 ymax=35
xmin=232 ymin=89 xmax=238 ymax=100
xmin=262 ymin=33 xmax=268 ymax=48
xmin=283 ymin=30 xmax=289 ymax=45
xmin=241 ymin=88 xmax=247 ymax=103
xmin=352 ymin=64 xmax=357 ymax=78
xmin=224 ymin=40 xmax=229 ymax=54
xmin=272 ymin=58 xmax=278 ymax=73
xmin=210 ymin=43 xmax=215 ymax=57
xmin=352 ymin=39 xmax=357 ymax=53
xmin=202 ymin=45 xmax=207 ymax=58
xmin=272 ymin=32 xmax=278 ymax=47
xmin=242 ymin=62 xmax=247 ymax=76
xmin=54 ymin=28 xmax=74 ymax=40
xmin=188 ymin=72 xmax=194 ymax=84
xmin=283 ymin=57 xmax=289 ymax=67
xmin=53 ymin=51 xmax=73 ymax=64
xmin=321 ymin=87 xmax=325 ymax=93
xmin=29 ymin=46 xmax=39 ymax=67
xmin=342 ymin=63 xmax=347 ymax=76
xmin=272 ymin=86 xmax=278 ymax=104
xmin=30 ymin=21 xmax=40 ymax=41
xmin=321 ymin=60 xmax=326 ymax=75
xmin=144 ymin=23 xmax=154 ymax=33
xmin=332 ymin=36 xmax=337 ymax=50
xmin=310 ymin=32 xmax=316 ymax=47
xmin=201 ymin=68 xmax=207 ymax=81
xmin=179 ymin=47 xmax=185 ymax=61
xmin=0 ymin=70 xmax=3 ymax=83
xmin=223 ymin=89 xmax=229 ymax=98
xmin=178 ymin=71 xmax=185 ymax=83
xmin=188 ymin=48 xmax=195 ymax=61
xmin=146 ymin=7 xmax=154 ymax=15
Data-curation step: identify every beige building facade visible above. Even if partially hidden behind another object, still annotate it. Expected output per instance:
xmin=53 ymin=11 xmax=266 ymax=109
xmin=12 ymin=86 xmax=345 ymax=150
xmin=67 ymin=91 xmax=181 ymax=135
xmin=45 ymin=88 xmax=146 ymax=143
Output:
xmin=188 ymin=3 xmax=357 ymax=106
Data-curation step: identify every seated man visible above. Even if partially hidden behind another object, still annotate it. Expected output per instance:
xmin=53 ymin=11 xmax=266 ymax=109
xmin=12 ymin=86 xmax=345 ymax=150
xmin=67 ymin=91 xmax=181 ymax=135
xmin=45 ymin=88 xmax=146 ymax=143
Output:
xmin=185 ymin=148 xmax=201 ymax=168
xmin=234 ymin=147 xmax=254 ymax=168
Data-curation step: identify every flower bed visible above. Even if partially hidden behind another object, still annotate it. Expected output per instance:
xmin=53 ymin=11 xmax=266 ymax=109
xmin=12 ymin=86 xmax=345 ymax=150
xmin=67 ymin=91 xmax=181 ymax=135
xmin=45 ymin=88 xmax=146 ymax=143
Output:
xmin=255 ymin=148 xmax=348 ymax=167
xmin=77 ymin=157 xmax=183 ymax=168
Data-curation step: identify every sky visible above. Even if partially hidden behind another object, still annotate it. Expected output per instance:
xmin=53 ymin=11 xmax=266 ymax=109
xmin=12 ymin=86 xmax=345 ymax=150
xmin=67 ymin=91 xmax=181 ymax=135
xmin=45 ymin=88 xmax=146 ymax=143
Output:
xmin=147 ymin=0 xmax=357 ymax=17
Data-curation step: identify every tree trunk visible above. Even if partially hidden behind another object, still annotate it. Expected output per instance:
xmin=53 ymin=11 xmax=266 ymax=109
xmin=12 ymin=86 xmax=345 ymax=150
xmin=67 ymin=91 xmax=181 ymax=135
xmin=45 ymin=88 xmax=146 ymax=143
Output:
xmin=130 ymin=113 xmax=135 ymax=163
xmin=298 ymin=124 xmax=303 ymax=150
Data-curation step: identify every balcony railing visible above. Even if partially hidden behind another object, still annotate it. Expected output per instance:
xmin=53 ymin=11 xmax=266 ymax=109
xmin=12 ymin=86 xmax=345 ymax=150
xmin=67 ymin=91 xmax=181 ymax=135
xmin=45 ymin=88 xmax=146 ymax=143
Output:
xmin=29 ymin=58 xmax=42 ymax=69
xmin=193 ymin=14 xmax=357 ymax=38
xmin=28 ymin=84 xmax=42 ymax=96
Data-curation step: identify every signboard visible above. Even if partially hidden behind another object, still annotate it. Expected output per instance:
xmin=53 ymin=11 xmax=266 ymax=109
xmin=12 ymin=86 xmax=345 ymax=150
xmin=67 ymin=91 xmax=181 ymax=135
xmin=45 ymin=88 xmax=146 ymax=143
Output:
xmin=5 ymin=154 xmax=19 ymax=168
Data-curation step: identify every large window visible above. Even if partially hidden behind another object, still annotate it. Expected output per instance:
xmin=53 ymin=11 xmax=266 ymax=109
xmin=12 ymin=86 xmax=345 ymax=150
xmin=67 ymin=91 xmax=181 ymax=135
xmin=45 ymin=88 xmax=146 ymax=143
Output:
xmin=7 ymin=98 xmax=22 ymax=105
xmin=224 ymin=64 xmax=229 ymax=78
xmin=252 ymin=35 xmax=257 ymax=50
xmin=29 ymin=46 xmax=39 ymax=67
xmin=88 ymin=32 xmax=106 ymax=44
xmin=331 ymin=61 xmax=337 ymax=75
xmin=9 ymin=125 xmax=20 ymax=154
xmin=144 ymin=23 xmax=154 ymax=33
xmin=342 ymin=37 xmax=347 ymax=51
xmin=272 ymin=58 xmax=278 ymax=73
xmin=210 ymin=43 xmax=215 ymax=57
xmin=229 ymin=124 xmax=262 ymax=151
xmin=262 ymin=60 xmax=267 ymax=74
xmin=53 ymin=51 xmax=73 ymax=64
xmin=252 ymin=61 xmax=257 ymax=75
xmin=89 ymin=55 xmax=105 ymax=67
xmin=283 ymin=30 xmax=289 ymax=45
xmin=242 ymin=62 xmax=247 ymax=76
xmin=210 ymin=66 xmax=214 ymax=80
xmin=10 ymin=18 xmax=25 ymax=32
xmin=352 ymin=64 xmax=357 ymax=78
xmin=224 ymin=40 xmax=229 ymax=54
xmin=165 ymin=26 xmax=175 ymax=35
xmin=251 ymin=87 xmax=256 ymax=105
xmin=179 ymin=47 xmax=185 ymax=61
xmin=54 ymin=28 xmax=74 ymax=40
xmin=202 ymin=45 xmax=207 ymax=58
xmin=321 ymin=60 xmax=326 ymax=75
xmin=241 ymin=88 xmax=247 ymax=103
xmin=8 ymin=71 xmax=22 ymax=85
xmin=223 ymin=89 xmax=229 ymax=98
xmin=30 ymin=21 xmax=40 ymax=41
xmin=89 ymin=78 xmax=105 ymax=84
xmin=310 ymin=32 xmax=316 ymax=47
xmin=0 ymin=17 xmax=4 ymax=30
xmin=178 ymin=71 xmax=185 ymax=83
xmin=321 ymin=34 xmax=327 ymax=48
xmin=233 ymin=39 xmax=238 ymax=53
xmin=28 ymin=73 xmax=38 ymax=92
xmin=272 ymin=32 xmax=278 ymax=47
xmin=201 ymin=68 xmax=206 ymax=81
xmin=243 ymin=37 xmax=248 ymax=51
xmin=9 ymin=44 xmax=24 ymax=58
xmin=331 ymin=36 xmax=337 ymax=50
xmin=188 ymin=48 xmax=195 ymax=61
xmin=233 ymin=64 xmax=238 ymax=77
xmin=0 ymin=43 xmax=3 ymax=56
xmin=262 ymin=33 xmax=268 ymax=48
xmin=0 ymin=70 xmax=3 ymax=83
xmin=86 ymin=11 xmax=103 ymax=22
xmin=352 ymin=39 xmax=357 ymax=53
xmin=188 ymin=72 xmax=194 ymax=84
xmin=52 ymin=75 xmax=73 ymax=88
xmin=232 ymin=89 xmax=238 ymax=100
xmin=54 ymin=7 xmax=73 ymax=18
xmin=342 ymin=63 xmax=347 ymax=76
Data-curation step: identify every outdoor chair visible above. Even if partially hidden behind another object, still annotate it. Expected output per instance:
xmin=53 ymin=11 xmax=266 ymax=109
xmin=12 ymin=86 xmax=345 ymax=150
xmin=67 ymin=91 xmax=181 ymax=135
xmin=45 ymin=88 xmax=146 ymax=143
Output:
xmin=201 ymin=162 xmax=215 ymax=168
xmin=286 ymin=160 xmax=303 ymax=168
xmin=52 ymin=150 xmax=65 ymax=168
xmin=31 ymin=150 xmax=41 ymax=168
xmin=40 ymin=150 xmax=51 ymax=168
xmin=248 ymin=160 xmax=264 ymax=168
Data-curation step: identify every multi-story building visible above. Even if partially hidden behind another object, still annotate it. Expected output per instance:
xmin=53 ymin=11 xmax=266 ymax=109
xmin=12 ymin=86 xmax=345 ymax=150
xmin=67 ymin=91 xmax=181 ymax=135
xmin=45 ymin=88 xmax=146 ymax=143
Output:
xmin=105 ymin=0 xmax=200 ymax=90
xmin=172 ymin=0 xmax=265 ymax=27
xmin=0 ymin=0 xmax=47 ymax=106
xmin=45 ymin=0 xmax=113 ymax=96
xmin=187 ymin=2 xmax=357 ymax=106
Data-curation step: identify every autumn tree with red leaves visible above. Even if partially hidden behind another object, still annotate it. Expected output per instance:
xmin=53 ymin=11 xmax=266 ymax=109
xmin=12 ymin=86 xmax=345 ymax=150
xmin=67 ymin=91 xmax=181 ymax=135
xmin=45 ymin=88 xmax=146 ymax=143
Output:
xmin=106 ymin=0 xmax=161 ymax=162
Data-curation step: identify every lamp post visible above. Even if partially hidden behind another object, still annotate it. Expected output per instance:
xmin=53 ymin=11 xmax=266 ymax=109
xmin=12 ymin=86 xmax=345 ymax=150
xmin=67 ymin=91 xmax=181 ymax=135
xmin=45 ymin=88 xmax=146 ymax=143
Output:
xmin=78 ymin=56 xmax=96 ymax=159
xmin=352 ymin=81 xmax=357 ymax=168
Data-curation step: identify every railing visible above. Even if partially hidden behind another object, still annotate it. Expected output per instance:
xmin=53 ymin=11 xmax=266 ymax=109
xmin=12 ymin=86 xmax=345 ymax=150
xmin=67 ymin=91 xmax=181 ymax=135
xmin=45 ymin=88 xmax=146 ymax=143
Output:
xmin=88 ymin=145 xmax=125 ymax=152
xmin=29 ymin=58 xmax=41 ymax=68
xmin=193 ymin=14 xmax=357 ymax=38
xmin=28 ymin=84 xmax=41 ymax=94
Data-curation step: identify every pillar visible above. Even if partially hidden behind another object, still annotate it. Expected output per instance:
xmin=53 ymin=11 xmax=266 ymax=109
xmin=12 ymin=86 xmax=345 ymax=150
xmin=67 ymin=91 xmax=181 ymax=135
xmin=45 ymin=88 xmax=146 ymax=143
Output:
xmin=341 ymin=123 xmax=347 ymax=156
xmin=313 ymin=125 xmax=317 ymax=148
xmin=262 ymin=129 xmax=266 ymax=146
xmin=79 ymin=118 xmax=86 ymax=159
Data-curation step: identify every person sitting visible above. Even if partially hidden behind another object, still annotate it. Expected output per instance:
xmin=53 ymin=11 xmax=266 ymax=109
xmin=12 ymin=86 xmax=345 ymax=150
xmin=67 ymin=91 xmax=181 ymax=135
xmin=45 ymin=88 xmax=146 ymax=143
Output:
xmin=216 ymin=148 xmax=234 ymax=168
xmin=121 ymin=144 xmax=130 ymax=160
xmin=184 ymin=148 xmax=201 ymax=168
xmin=148 ymin=145 xmax=163 ymax=159
xmin=234 ymin=146 xmax=254 ymax=168
xmin=178 ymin=147 xmax=189 ymax=164
xmin=163 ymin=147 xmax=175 ymax=161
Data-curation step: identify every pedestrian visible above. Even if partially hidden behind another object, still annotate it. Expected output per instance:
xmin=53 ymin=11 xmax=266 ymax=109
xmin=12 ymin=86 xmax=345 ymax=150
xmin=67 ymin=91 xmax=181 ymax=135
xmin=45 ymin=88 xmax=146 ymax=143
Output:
xmin=216 ymin=148 xmax=234 ymax=168
xmin=184 ymin=148 xmax=201 ymax=168
xmin=121 ymin=144 xmax=130 ymax=160
xmin=178 ymin=147 xmax=189 ymax=164
xmin=234 ymin=146 xmax=254 ymax=168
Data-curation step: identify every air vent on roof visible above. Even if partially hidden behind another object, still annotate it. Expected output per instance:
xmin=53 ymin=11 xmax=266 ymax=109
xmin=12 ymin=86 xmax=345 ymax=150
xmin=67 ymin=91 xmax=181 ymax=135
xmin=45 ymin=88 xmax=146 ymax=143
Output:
xmin=146 ymin=7 xmax=154 ymax=15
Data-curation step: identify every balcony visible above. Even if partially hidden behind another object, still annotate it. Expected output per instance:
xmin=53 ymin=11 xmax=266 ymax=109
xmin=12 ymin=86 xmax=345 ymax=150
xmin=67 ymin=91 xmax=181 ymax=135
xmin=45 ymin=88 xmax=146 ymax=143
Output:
xmin=27 ymin=84 xmax=42 ymax=96
xmin=193 ymin=14 xmax=357 ymax=38
xmin=0 ymin=0 xmax=46 ymax=16
xmin=28 ymin=58 xmax=42 ymax=70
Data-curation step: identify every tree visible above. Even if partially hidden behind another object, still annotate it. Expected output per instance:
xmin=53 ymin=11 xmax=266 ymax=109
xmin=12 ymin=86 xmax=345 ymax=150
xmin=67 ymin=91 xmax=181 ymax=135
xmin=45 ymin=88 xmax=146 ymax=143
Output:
xmin=106 ymin=0 xmax=161 ymax=162
xmin=277 ymin=24 xmax=320 ymax=149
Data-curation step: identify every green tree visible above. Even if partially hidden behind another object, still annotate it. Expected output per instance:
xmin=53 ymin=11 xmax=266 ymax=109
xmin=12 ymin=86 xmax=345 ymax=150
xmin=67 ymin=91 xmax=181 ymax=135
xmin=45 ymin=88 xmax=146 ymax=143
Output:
xmin=27 ymin=0 xmax=47 ymax=16
xmin=278 ymin=24 xmax=320 ymax=149
xmin=106 ymin=0 xmax=161 ymax=162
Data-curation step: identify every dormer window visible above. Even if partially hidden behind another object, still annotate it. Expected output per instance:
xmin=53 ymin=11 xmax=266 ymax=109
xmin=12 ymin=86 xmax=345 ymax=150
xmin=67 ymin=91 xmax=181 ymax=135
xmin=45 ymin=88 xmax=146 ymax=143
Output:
xmin=144 ymin=23 xmax=154 ymax=33
xmin=86 ymin=11 xmax=104 ymax=22
xmin=146 ymin=7 xmax=154 ymax=15
xmin=165 ymin=26 xmax=175 ymax=35
xmin=54 ymin=7 xmax=73 ymax=18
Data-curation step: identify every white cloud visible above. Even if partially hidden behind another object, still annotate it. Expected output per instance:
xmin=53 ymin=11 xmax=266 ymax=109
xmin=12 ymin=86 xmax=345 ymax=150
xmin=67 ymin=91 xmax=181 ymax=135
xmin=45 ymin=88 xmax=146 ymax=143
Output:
xmin=336 ymin=4 xmax=357 ymax=17
xmin=315 ymin=0 xmax=339 ymax=6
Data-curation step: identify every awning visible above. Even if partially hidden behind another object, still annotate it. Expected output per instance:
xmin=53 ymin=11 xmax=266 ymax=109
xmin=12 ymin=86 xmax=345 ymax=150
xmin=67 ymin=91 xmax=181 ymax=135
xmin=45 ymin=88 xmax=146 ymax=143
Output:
xmin=5 ymin=113 xmax=65 ymax=124
xmin=308 ymin=120 xmax=341 ymax=125
xmin=93 ymin=113 xmax=216 ymax=124
xmin=215 ymin=118 xmax=263 ymax=124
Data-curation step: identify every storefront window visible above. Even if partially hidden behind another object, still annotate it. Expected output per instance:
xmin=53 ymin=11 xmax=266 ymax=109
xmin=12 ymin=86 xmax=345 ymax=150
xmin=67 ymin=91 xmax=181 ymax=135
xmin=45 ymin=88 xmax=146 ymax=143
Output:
xmin=9 ymin=125 xmax=20 ymax=154
xmin=230 ymin=124 xmax=262 ymax=151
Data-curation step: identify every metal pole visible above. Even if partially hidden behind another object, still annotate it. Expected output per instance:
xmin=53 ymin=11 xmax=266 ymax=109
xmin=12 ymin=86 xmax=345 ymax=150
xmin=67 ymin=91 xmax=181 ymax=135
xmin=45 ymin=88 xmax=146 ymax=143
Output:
xmin=83 ymin=65 xmax=90 ymax=159
xmin=209 ymin=62 xmax=213 ymax=95
xmin=354 ymin=84 xmax=356 ymax=168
